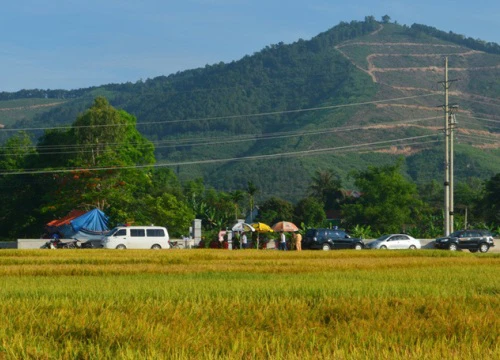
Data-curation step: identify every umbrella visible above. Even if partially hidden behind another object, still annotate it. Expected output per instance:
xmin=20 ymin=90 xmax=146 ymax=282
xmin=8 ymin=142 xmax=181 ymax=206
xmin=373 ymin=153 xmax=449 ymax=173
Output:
xmin=251 ymin=222 xmax=274 ymax=233
xmin=231 ymin=222 xmax=255 ymax=232
xmin=272 ymin=221 xmax=299 ymax=232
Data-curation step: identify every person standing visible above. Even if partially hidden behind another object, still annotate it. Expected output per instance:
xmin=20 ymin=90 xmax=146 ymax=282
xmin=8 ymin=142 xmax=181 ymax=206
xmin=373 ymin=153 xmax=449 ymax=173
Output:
xmin=242 ymin=232 xmax=248 ymax=249
xmin=279 ymin=231 xmax=287 ymax=251
xmin=294 ymin=232 xmax=302 ymax=251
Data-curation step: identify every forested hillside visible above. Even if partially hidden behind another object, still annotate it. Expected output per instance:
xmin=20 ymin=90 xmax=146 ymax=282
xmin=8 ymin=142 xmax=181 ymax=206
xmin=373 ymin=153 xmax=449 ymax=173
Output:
xmin=1 ymin=16 xmax=499 ymax=202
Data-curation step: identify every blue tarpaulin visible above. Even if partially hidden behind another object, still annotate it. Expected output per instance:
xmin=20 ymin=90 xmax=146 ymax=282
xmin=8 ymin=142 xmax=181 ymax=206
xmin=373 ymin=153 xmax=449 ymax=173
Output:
xmin=71 ymin=208 xmax=109 ymax=233
xmin=47 ymin=208 xmax=109 ymax=240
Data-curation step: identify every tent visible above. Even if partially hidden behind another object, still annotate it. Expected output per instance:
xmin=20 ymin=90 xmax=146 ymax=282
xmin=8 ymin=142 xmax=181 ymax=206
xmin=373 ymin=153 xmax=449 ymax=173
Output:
xmin=46 ymin=208 xmax=109 ymax=240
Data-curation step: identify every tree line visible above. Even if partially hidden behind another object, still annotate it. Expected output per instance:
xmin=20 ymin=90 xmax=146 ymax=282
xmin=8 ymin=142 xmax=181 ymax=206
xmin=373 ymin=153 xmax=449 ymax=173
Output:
xmin=0 ymin=98 xmax=498 ymax=241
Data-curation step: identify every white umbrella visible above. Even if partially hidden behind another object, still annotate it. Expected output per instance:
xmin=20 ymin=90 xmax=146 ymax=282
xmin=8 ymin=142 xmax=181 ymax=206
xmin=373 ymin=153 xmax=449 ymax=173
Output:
xmin=231 ymin=222 xmax=255 ymax=232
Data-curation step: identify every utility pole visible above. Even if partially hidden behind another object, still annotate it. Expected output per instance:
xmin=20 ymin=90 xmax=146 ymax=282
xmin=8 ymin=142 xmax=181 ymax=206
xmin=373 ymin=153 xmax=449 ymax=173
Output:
xmin=440 ymin=57 xmax=459 ymax=236
xmin=449 ymin=110 xmax=457 ymax=233
xmin=443 ymin=57 xmax=450 ymax=236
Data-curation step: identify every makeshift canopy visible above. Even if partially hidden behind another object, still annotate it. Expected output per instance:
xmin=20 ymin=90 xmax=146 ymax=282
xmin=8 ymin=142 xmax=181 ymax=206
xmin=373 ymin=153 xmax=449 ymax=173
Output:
xmin=232 ymin=222 xmax=255 ymax=232
xmin=46 ymin=208 xmax=109 ymax=240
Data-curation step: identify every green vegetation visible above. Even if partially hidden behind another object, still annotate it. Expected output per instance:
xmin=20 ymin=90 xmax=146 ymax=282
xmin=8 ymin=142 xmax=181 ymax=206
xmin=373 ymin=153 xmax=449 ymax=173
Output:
xmin=0 ymin=17 xmax=499 ymax=239
xmin=0 ymin=250 xmax=498 ymax=359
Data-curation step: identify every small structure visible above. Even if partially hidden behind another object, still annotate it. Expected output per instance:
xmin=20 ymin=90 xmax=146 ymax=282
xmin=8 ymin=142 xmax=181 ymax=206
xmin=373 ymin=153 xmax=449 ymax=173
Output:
xmin=45 ymin=208 xmax=109 ymax=240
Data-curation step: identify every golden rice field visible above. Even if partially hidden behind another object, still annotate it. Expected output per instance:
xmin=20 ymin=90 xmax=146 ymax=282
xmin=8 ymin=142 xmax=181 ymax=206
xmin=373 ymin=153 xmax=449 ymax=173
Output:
xmin=0 ymin=249 xmax=499 ymax=359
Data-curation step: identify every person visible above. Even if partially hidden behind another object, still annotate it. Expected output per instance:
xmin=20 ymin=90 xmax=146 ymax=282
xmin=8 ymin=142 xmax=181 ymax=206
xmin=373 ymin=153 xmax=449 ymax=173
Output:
xmin=279 ymin=231 xmax=287 ymax=251
xmin=241 ymin=232 xmax=248 ymax=249
xmin=294 ymin=232 xmax=302 ymax=251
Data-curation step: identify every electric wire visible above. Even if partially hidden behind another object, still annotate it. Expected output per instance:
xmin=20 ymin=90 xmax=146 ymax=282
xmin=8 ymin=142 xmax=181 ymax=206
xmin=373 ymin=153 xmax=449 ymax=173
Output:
xmin=0 ymin=134 xmax=439 ymax=176
xmin=0 ymin=115 xmax=443 ymax=155
xmin=0 ymin=93 xmax=439 ymax=132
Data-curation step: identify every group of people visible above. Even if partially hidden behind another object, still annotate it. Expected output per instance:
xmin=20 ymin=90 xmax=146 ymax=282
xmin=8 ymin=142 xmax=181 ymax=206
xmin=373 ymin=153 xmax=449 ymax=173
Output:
xmin=217 ymin=229 xmax=303 ymax=250
xmin=278 ymin=230 xmax=302 ymax=251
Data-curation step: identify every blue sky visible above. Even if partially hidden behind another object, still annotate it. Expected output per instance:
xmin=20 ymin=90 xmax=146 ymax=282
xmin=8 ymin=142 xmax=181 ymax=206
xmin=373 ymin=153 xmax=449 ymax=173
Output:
xmin=1 ymin=0 xmax=499 ymax=92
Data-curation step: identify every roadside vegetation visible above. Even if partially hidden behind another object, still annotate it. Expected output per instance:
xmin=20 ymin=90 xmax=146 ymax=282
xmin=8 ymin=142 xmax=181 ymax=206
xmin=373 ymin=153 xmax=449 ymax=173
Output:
xmin=0 ymin=250 xmax=498 ymax=359
xmin=0 ymin=98 xmax=499 ymax=244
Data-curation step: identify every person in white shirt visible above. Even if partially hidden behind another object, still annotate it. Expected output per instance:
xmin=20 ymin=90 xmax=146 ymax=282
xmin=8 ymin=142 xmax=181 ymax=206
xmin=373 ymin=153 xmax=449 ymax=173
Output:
xmin=279 ymin=231 xmax=287 ymax=251
xmin=242 ymin=232 xmax=248 ymax=249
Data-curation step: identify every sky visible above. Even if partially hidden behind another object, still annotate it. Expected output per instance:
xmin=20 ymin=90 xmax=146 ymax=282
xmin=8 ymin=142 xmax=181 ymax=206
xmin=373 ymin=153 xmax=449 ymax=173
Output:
xmin=1 ymin=0 xmax=499 ymax=92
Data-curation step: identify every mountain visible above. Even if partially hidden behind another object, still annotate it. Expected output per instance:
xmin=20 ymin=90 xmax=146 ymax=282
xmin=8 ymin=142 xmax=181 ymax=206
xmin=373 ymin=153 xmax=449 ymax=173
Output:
xmin=1 ymin=18 xmax=499 ymax=201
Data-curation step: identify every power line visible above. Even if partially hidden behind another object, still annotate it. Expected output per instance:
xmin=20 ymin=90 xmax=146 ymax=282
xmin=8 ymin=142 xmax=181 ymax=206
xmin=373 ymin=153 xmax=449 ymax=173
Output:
xmin=0 ymin=93 xmax=439 ymax=133
xmin=0 ymin=115 xmax=442 ymax=155
xmin=0 ymin=134 xmax=438 ymax=176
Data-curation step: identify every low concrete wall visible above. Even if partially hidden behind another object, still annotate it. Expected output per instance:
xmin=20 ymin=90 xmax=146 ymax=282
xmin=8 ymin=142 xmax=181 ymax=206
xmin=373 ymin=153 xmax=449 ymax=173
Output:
xmin=17 ymin=239 xmax=48 ymax=249
xmin=0 ymin=241 xmax=17 ymax=249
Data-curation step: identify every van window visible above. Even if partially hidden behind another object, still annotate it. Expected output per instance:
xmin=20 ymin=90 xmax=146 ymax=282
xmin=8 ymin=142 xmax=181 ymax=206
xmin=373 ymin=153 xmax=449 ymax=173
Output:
xmin=114 ymin=229 xmax=127 ymax=236
xmin=147 ymin=229 xmax=165 ymax=237
xmin=131 ymin=229 xmax=146 ymax=237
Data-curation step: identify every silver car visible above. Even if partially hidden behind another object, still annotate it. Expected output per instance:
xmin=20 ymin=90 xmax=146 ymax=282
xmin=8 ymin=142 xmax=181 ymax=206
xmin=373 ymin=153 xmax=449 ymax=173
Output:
xmin=367 ymin=234 xmax=421 ymax=250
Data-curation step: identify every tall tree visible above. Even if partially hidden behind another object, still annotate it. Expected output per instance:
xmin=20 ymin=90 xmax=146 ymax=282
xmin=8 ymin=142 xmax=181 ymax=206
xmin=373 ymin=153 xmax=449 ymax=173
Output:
xmin=256 ymin=197 xmax=294 ymax=225
xmin=341 ymin=162 xmax=425 ymax=233
xmin=246 ymin=181 xmax=259 ymax=222
xmin=42 ymin=97 xmax=156 ymax=215
xmin=309 ymin=169 xmax=343 ymax=210
xmin=481 ymin=173 xmax=500 ymax=224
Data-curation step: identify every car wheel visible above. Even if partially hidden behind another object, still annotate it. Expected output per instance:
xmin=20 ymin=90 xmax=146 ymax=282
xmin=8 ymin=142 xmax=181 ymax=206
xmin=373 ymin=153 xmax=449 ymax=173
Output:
xmin=354 ymin=243 xmax=363 ymax=250
xmin=116 ymin=244 xmax=126 ymax=249
xmin=479 ymin=244 xmax=489 ymax=253
xmin=151 ymin=244 xmax=162 ymax=250
xmin=380 ymin=245 xmax=387 ymax=249
xmin=322 ymin=243 xmax=331 ymax=251
xmin=469 ymin=249 xmax=478 ymax=253
xmin=448 ymin=243 xmax=458 ymax=251
xmin=409 ymin=245 xmax=416 ymax=250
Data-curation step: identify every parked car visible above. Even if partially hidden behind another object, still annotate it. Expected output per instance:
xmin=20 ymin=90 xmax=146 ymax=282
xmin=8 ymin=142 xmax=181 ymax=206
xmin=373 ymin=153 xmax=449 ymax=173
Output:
xmin=101 ymin=226 xmax=170 ymax=249
xmin=366 ymin=234 xmax=421 ymax=250
xmin=434 ymin=229 xmax=495 ymax=253
xmin=303 ymin=228 xmax=364 ymax=250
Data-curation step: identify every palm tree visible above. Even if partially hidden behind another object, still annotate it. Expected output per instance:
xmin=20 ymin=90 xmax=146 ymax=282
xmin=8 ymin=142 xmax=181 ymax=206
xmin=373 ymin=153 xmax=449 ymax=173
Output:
xmin=309 ymin=170 xmax=343 ymax=209
xmin=229 ymin=190 xmax=246 ymax=221
xmin=247 ymin=181 xmax=259 ymax=222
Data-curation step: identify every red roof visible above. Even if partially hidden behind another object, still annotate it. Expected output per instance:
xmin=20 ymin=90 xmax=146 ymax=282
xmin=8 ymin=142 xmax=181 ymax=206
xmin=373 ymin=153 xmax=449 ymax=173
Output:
xmin=46 ymin=210 xmax=86 ymax=227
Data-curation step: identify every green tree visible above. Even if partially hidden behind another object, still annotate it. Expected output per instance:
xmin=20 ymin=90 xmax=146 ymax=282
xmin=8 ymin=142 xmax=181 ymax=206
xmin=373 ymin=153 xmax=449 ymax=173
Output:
xmin=309 ymin=169 xmax=343 ymax=210
xmin=294 ymin=197 xmax=326 ymax=227
xmin=43 ymin=97 xmax=156 ymax=214
xmin=342 ymin=162 xmax=425 ymax=233
xmin=246 ymin=181 xmax=259 ymax=223
xmin=481 ymin=173 xmax=500 ymax=225
xmin=0 ymin=133 xmax=47 ymax=238
xmin=256 ymin=197 xmax=294 ymax=225
xmin=229 ymin=190 xmax=246 ymax=221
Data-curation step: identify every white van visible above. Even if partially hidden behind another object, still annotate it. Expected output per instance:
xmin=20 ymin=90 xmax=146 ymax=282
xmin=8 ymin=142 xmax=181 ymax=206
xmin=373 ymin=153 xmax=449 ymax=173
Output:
xmin=101 ymin=226 xmax=170 ymax=249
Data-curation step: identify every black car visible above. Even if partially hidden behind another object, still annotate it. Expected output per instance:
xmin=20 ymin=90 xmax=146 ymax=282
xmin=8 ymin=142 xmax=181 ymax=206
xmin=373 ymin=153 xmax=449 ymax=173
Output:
xmin=434 ymin=229 xmax=495 ymax=253
xmin=304 ymin=228 xmax=364 ymax=250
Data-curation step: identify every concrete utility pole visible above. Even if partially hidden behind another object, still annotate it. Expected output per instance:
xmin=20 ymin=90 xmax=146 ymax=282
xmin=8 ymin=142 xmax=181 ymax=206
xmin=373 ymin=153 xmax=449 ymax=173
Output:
xmin=444 ymin=57 xmax=450 ymax=236
xmin=440 ymin=57 xmax=458 ymax=236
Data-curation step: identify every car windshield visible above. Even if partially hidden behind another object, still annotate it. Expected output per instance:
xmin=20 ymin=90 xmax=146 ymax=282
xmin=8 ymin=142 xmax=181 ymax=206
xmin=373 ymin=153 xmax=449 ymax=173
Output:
xmin=376 ymin=234 xmax=391 ymax=241
xmin=105 ymin=227 xmax=119 ymax=236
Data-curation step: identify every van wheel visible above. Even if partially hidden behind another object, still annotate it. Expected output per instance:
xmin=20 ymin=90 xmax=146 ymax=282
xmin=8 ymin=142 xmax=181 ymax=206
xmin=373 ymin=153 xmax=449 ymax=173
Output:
xmin=116 ymin=244 xmax=126 ymax=249
xmin=322 ymin=243 xmax=331 ymax=251
xmin=151 ymin=244 xmax=162 ymax=250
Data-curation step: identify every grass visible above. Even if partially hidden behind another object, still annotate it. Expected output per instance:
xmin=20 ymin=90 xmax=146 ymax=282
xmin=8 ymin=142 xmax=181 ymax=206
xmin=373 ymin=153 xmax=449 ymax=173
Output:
xmin=0 ymin=249 xmax=499 ymax=359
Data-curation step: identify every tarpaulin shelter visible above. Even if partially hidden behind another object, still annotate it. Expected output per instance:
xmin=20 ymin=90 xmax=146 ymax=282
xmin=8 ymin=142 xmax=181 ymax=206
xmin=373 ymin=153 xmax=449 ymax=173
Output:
xmin=46 ymin=208 xmax=109 ymax=240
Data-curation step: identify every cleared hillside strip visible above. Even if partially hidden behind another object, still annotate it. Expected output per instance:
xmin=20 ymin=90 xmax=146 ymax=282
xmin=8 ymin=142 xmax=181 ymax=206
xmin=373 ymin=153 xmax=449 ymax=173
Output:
xmin=0 ymin=102 xmax=65 ymax=111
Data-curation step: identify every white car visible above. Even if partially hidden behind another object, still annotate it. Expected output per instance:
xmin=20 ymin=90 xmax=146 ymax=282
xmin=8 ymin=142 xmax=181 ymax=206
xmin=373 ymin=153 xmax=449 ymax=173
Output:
xmin=367 ymin=234 xmax=421 ymax=250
